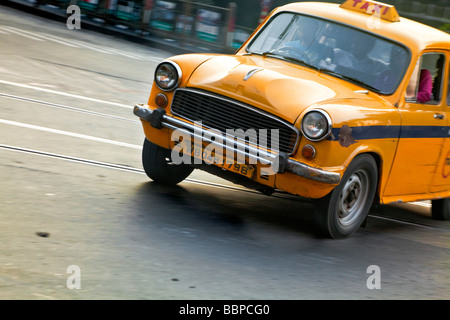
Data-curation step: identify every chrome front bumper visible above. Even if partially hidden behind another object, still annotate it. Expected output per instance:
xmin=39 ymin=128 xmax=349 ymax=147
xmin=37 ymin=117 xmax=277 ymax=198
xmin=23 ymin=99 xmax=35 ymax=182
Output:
xmin=134 ymin=104 xmax=341 ymax=184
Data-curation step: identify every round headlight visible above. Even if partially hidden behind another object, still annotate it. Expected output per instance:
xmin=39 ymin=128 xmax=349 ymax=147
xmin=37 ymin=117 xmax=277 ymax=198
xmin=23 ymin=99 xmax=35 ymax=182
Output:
xmin=301 ymin=110 xmax=332 ymax=142
xmin=154 ymin=61 xmax=182 ymax=91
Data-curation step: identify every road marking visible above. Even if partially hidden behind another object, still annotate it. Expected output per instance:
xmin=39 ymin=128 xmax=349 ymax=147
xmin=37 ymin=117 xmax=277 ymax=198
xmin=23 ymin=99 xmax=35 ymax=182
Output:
xmin=0 ymin=119 xmax=141 ymax=149
xmin=40 ymin=34 xmax=116 ymax=54
xmin=102 ymin=47 xmax=147 ymax=60
xmin=0 ymin=24 xmax=164 ymax=61
xmin=5 ymin=26 xmax=80 ymax=48
xmin=0 ymin=80 xmax=132 ymax=109
xmin=0 ymin=26 xmax=45 ymax=41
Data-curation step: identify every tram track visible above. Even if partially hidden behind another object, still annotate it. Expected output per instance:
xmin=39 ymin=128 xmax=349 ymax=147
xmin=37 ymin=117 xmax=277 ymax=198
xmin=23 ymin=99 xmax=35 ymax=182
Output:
xmin=0 ymin=92 xmax=138 ymax=123
xmin=1 ymin=143 xmax=449 ymax=233
xmin=0 ymin=143 xmax=267 ymax=195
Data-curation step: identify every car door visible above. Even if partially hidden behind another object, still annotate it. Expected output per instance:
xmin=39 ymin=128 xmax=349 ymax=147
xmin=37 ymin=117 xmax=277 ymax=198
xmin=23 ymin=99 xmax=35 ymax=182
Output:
xmin=384 ymin=51 xmax=447 ymax=197
xmin=430 ymin=50 xmax=450 ymax=193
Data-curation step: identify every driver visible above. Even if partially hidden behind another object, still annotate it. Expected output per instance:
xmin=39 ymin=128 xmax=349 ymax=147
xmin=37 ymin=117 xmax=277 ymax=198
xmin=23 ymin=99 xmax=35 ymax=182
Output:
xmin=281 ymin=19 xmax=321 ymax=61
xmin=286 ymin=22 xmax=318 ymax=50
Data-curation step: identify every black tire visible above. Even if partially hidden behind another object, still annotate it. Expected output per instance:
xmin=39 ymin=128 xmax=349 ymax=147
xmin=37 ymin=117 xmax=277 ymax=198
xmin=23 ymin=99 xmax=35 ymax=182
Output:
xmin=431 ymin=198 xmax=450 ymax=220
xmin=315 ymin=154 xmax=378 ymax=239
xmin=142 ymin=138 xmax=194 ymax=186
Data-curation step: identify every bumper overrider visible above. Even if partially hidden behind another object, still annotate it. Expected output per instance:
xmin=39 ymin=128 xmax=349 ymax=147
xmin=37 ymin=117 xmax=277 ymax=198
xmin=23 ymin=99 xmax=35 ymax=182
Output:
xmin=133 ymin=104 xmax=341 ymax=185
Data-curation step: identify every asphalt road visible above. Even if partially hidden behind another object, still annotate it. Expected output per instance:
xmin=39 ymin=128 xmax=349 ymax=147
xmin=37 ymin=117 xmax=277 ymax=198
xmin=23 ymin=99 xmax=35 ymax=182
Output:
xmin=0 ymin=5 xmax=449 ymax=300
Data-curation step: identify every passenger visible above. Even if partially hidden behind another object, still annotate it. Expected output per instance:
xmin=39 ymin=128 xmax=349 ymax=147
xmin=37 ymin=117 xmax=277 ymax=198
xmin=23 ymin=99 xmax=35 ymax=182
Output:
xmin=374 ymin=46 xmax=407 ymax=93
xmin=405 ymin=67 xmax=433 ymax=103
xmin=333 ymin=33 xmax=378 ymax=74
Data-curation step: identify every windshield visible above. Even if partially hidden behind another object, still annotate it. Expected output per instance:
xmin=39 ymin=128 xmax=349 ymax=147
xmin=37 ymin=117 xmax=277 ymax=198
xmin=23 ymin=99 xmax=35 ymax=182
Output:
xmin=246 ymin=13 xmax=410 ymax=94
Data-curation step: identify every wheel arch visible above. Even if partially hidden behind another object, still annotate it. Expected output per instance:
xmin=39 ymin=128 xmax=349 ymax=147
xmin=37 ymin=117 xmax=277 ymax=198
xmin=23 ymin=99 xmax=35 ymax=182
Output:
xmin=365 ymin=151 xmax=383 ymax=205
xmin=337 ymin=149 xmax=384 ymax=204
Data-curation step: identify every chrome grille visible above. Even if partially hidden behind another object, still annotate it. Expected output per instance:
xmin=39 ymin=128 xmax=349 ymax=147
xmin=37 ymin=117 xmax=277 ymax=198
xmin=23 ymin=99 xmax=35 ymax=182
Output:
xmin=170 ymin=89 xmax=299 ymax=155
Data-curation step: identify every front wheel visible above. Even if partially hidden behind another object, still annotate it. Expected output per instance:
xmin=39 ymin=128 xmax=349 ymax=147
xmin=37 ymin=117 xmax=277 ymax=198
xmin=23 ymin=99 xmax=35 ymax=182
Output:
xmin=142 ymin=138 xmax=194 ymax=186
xmin=315 ymin=154 xmax=378 ymax=239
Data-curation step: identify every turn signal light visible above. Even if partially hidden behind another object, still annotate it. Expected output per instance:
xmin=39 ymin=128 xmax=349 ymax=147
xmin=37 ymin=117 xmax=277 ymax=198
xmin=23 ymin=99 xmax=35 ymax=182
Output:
xmin=302 ymin=144 xmax=316 ymax=160
xmin=155 ymin=93 xmax=168 ymax=108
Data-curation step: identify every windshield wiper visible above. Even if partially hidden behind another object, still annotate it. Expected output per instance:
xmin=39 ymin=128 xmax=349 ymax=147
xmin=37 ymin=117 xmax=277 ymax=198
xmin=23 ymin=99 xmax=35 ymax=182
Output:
xmin=261 ymin=51 xmax=318 ymax=70
xmin=319 ymin=68 xmax=379 ymax=92
xmin=261 ymin=50 xmax=285 ymax=59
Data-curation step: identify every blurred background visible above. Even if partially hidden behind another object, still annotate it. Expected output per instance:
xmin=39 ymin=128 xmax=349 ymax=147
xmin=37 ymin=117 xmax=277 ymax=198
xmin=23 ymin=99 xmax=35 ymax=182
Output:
xmin=5 ymin=0 xmax=450 ymax=54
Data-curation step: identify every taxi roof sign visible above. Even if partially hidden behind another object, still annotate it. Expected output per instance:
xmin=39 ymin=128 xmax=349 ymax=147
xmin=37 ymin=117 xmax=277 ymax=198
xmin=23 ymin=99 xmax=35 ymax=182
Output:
xmin=340 ymin=0 xmax=400 ymax=22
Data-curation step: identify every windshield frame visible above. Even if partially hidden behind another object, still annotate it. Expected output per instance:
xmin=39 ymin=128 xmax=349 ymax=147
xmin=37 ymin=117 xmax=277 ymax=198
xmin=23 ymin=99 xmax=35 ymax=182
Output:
xmin=245 ymin=11 xmax=412 ymax=95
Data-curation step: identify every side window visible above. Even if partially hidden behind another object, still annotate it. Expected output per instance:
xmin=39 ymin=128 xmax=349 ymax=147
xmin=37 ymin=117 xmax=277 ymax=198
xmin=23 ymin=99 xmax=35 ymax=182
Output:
xmin=406 ymin=53 xmax=445 ymax=104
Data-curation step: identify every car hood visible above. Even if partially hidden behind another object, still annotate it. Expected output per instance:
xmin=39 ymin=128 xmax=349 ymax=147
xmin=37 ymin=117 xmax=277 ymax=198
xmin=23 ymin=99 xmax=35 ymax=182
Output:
xmin=186 ymin=55 xmax=377 ymax=124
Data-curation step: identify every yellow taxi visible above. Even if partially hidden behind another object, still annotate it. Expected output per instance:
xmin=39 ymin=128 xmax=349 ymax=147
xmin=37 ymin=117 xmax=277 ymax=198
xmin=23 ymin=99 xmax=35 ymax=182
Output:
xmin=133 ymin=0 xmax=450 ymax=238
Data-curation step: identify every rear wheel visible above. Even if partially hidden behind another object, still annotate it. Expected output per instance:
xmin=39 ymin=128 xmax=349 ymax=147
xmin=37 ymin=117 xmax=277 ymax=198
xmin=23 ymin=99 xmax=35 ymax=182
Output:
xmin=142 ymin=138 xmax=194 ymax=186
xmin=431 ymin=198 xmax=450 ymax=220
xmin=315 ymin=154 xmax=378 ymax=239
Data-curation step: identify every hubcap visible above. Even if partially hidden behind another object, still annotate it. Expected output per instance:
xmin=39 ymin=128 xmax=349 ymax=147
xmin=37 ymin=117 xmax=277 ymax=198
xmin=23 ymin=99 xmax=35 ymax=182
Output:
xmin=338 ymin=170 xmax=370 ymax=227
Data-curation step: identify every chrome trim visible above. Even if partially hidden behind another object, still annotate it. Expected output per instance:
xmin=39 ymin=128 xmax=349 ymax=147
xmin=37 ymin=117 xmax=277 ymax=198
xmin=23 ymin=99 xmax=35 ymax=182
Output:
xmin=134 ymin=104 xmax=341 ymax=184
xmin=301 ymin=109 xmax=333 ymax=142
xmin=244 ymin=68 xmax=264 ymax=81
xmin=163 ymin=115 xmax=276 ymax=165
xmin=170 ymin=88 xmax=301 ymax=155
xmin=286 ymin=159 xmax=340 ymax=184
xmin=154 ymin=61 xmax=182 ymax=92
xmin=163 ymin=122 xmax=273 ymax=166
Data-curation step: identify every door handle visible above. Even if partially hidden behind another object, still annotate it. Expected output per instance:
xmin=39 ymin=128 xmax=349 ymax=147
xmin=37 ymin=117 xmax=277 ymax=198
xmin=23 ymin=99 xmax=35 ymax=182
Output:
xmin=434 ymin=113 xmax=445 ymax=120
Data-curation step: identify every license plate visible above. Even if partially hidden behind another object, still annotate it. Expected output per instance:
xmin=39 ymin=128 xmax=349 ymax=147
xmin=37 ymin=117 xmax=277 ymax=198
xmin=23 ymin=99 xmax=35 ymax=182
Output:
xmin=191 ymin=145 xmax=255 ymax=179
